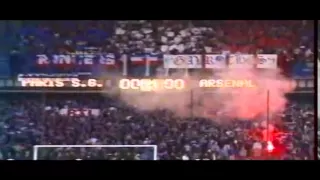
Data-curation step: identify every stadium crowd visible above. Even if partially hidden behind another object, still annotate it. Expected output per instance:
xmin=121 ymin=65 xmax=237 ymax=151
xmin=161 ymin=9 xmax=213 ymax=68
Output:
xmin=3 ymin=20 xmax=314 ymax=77
xmin=0 ymin=20 xmax=315 ymax=160
xmin=0 ymin=93 xmax=314 ymax=160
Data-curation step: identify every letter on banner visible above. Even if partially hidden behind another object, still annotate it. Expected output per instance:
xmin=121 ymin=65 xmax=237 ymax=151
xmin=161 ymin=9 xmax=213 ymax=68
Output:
xmin=99 ymin=53 xmax=116 ymax=65
xmin=37 ymin=54 xmax=50 ymax=65
xmin=228 ymin=54 xmax=254 ymax=69
xmin=256 ymin=54 xmax=277 ymax=69
xmin=163 ymin=55 xmax=202 ymax=69
xmin=205 ymin=54 xmax=227 ymax=68
xmin=53 ymin=55 xmax=73 ymax=65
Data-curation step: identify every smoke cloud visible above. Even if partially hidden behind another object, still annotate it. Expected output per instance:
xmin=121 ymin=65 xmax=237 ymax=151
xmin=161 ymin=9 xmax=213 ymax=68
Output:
xmin=109 ymin=67 xmax=296 ymax=121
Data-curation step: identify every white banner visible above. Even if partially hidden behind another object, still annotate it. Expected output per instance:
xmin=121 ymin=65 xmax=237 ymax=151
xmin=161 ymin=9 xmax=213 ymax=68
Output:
xmin=59 ymin=108 xmax=100 ymax=117
xmin=228 ymin=54 xmax=254 ymax=69
xmin=256 ymin=54 xmax=277 ymax=69
xmin=229 ymin=54 xmax=277 ymax=69
xmin=163 ymin=54 xmax=202 ymax=69
xmin=205 ymin=54 xmax=227 ymax=68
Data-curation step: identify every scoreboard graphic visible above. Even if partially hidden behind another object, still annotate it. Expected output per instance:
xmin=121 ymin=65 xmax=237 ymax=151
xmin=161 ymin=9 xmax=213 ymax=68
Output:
xmin=0 ymin=76 xmax=313 ymax=93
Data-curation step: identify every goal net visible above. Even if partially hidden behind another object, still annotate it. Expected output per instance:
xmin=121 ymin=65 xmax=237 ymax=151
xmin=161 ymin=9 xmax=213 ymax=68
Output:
xmin=33 ymin=145 xmax=157 ymax=160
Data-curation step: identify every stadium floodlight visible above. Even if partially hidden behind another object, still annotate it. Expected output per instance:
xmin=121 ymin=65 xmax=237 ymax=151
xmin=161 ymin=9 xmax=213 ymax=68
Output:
xmin=33 ymin=145 xmax=158 ymax=160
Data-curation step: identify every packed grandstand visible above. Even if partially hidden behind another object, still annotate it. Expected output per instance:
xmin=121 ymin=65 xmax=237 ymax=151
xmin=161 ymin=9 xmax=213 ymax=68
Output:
xmin=0 ymin=20 xmax=315 ymax=160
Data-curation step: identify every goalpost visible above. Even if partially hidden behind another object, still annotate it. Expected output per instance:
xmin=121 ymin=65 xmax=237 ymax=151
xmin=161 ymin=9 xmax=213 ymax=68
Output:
xmin=33 ymin=145 xmax=158 ymax=160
